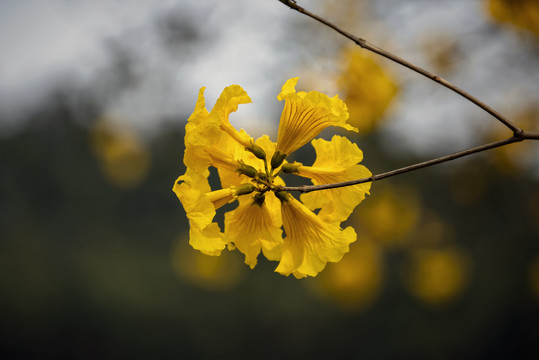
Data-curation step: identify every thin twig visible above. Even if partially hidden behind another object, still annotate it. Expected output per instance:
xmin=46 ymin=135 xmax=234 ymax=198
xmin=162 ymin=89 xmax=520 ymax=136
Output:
xmin=277 ymin=0 xmax=523 ymax=135
xmin=280 ymin=132 xmax=539 ymax=193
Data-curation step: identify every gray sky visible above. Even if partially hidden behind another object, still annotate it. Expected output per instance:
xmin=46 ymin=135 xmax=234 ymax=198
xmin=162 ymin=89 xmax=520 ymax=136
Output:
xmin=1 ymin=0 xmax=538 ymax=165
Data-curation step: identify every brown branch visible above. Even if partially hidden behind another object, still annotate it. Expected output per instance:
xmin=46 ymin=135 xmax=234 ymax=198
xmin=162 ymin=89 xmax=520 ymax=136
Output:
xmin=280 ymin=132 xmax=539 ymax=193
xmin=275 ymin=1 xmax=539 ymax=193
xmin=277 ymin=0 xmax=523 ymax=135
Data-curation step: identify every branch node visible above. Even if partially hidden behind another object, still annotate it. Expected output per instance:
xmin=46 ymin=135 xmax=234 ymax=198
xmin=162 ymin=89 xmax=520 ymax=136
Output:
xmin=514 ymin=128 xmax=525 ymax=139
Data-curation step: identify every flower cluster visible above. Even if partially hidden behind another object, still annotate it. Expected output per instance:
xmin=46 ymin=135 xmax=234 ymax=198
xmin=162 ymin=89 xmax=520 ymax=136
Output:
xmin=173 ymin=77 xmax=371 ymax=278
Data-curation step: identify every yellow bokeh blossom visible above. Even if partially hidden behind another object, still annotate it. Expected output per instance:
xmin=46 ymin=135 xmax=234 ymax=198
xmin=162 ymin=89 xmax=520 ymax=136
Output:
xmin=172 ymin=234 xmax=245 ymax=291
xmin=313 ymin=236 xmax=384 ymax=310
xmin=484 ymin=106 xmax=539 ymax=173
xmin=355 ymin=184 xmax=421 ymax=247
xmin=404 ymin=247 xmax=470 ymax=306
xmin=486 ymin=0 xmax=539 ymax=37
xmin=90 ymin=117 xmax=151 ymax=189
xmin=529 ymin=255 xmax=539 ymax=300
xmin=338 ymin=49 xmax=398 ymax=133
xmin=173 ymin=77 xmax=371 ymax=278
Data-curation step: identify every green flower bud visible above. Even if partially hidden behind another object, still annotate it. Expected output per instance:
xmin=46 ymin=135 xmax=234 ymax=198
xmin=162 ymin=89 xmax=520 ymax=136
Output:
xmin=275 ymin=191 xmax=290 ymax=202
xmin=235 ymin=183 xmax=256 ymax=196
xmin=282 ymin=161 xmax=302 ymax=173
xmin=245 ymin=143 xmax=266 ymax=160
xmin=236 ymin=162 xmax=258 ymax=178
xmin=271 ymin=150 xmax=287 ymax=169
xmin=252 ymin=192 xmax=266 ymax=207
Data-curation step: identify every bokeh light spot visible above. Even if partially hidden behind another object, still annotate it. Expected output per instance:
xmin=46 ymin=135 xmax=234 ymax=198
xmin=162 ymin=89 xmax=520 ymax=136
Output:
xmin=171 ymin=234 xmax=245 ymax=291
xmin=90 ymin=117 xmax=151 ymax=189
xmin=404 ymin=247 xmax=470 ymax=307
xmin=312 ymin=237 xmax=384 ymax=311
xmin=356 ymin=184 xmax=421 ymax=247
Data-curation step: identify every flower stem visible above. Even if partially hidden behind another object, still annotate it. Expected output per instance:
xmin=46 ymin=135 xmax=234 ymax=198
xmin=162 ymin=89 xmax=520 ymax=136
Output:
xmin=280 ymin=133 xmax=539 ymax=193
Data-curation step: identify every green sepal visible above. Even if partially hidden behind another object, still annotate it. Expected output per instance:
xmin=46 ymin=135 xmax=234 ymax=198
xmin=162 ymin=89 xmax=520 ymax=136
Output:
xmin=271 ymin=150 xmax=287 ymax=169
xmin=235 ymin=183 xmax=256 ymax=196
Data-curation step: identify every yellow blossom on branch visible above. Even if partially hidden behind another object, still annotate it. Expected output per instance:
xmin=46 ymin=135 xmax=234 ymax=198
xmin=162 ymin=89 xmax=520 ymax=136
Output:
xmin=275 ymin=192 xmax=357 ymax=278
xmin=173 ymin=77 xmax=371 ymax=278
xmin=295 ymin=135 xmax=372 ymax=222
xmin=273 ymin=77 xmax=357 ymax=168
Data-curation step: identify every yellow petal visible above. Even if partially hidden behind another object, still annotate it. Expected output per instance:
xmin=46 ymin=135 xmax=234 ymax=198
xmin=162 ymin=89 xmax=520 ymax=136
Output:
xmin=184 ymin=87 xmax=220 ymax=148
xmin=307 ymin=134 xmax=364 ymax=167
xmin=225 ymin=193 xmax=283 ymax=268
xmin=206 ymin=148 xmax=238 ymax=172
xmin=275 ymin=194 xmax=357 ymax=278
xmin=186 ymin=87 xmax=209 ymax=125
xmin=184 ymin=145 xmax=211 ymax=174
xmin=189 ymin=222 xmax=227 ymax=256
xmin=184 ymin=85 xmax=252 ymax=172
xmin=172 ymin=172 xmax=214 ymax=229
xmin=298 ymin=135 xmax=372 ymax=222
xmin=213 ymin=85 xmax=253 ymax=148
xmin=215 ymin=129 xmax=257 ymax=187
xmin=205 ymin=187 xmax=237 ymax=210
xmin=275 ymin=77 xmax=356 ymax=155
xmin=213 ymin=85 xmax=252 ymax=126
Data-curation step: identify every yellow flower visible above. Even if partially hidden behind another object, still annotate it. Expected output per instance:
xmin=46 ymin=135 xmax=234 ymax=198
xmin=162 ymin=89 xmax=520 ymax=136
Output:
xmin=275 ymin=192 xmax=357 ymax=279
xmin=225 ymin=192 xmax=283 ymax=269
xmin=173 ymin=169 xmax=226 ymax=255
xmin=295 ymin=135 xmax=372 ymax=222
xmin=183 ymin=85 xmax=253 ymax=174
xmin=173 ymin=168 xmax=255 ymax=256
xmin=274 ymin=77 xmax=357 ymax=164
xmin=173 ymin=169 xmax=212 ymax=229
xmin=173 ymin=78 xmax=371 ymax=278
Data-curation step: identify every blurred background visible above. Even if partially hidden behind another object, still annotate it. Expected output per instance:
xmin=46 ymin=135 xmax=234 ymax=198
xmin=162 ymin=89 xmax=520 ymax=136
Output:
xmin=1 ymin=0 xmax=539 ymax=358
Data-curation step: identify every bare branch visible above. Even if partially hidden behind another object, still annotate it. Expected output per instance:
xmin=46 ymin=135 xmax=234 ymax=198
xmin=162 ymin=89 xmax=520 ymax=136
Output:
xmin=277 ymin=0 xmax=523 ymax=135
xmin=280 ymin=132 xmax=539 ymax=193
xmin=274 ymin=1 xmax=539 ymax=193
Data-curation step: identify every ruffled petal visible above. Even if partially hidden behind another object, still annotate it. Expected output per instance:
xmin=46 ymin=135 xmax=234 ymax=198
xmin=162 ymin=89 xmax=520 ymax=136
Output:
xmin=173 ymin=170 xmax=228 ymax=256
xmin=298 ymin=135 xmax=372 ymax=222
xmin=172 ymin=171 xmax=214 ymax=229
xmin=189 ymin=222 xmax=227 ymax=256
xmin=213 ymin=85 xmax=253 ymax=148
xmin=184 ymin=85 xmax=252 ymax=173
xmin=184 ymin=87 xmax=221 ymax=148
xmin=275 ymin=194 xmax=357 ymax=278
xmin=275 ymin=77 xmax=356 ymax=156
xmin=225 ymin=193 xmax=283 ymax=268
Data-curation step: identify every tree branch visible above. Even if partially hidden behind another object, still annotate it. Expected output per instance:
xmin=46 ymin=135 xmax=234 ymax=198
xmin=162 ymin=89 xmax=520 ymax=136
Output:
xmin=276 ymin=0 xmax=539 ymax=193
xmin=277 ymin=0 xmax=523 ymax=135
xmin=280 ymin=132 xmax=539 ymax=193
